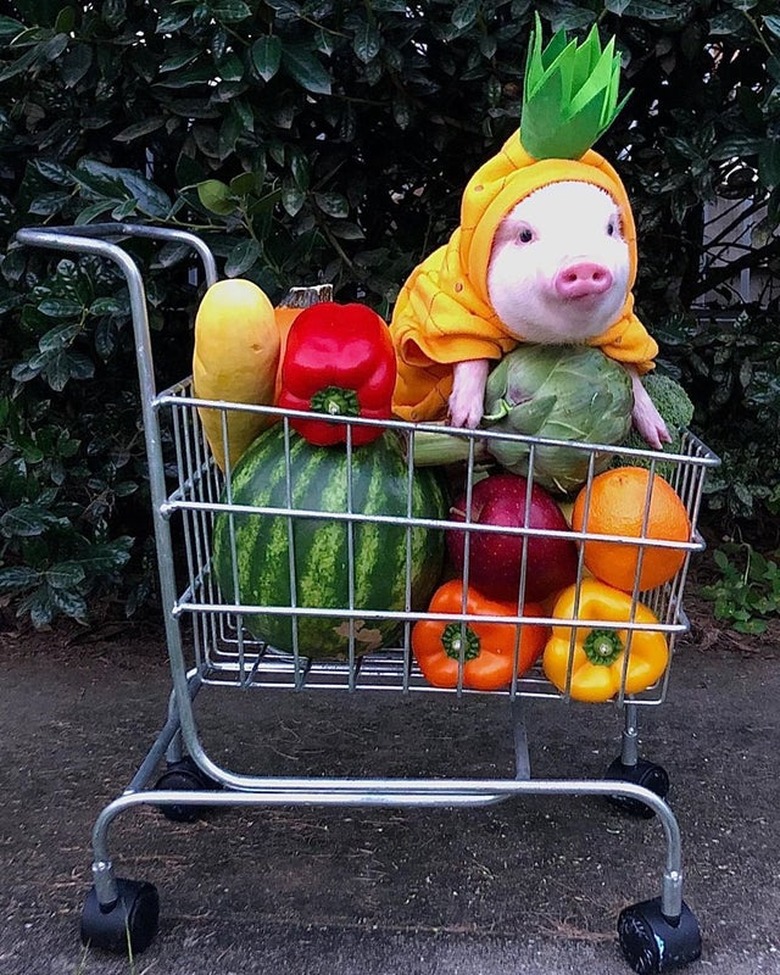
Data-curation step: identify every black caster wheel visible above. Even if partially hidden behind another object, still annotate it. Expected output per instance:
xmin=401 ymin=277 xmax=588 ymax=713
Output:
xmin=81 ymin=878 xmax=159 ymax=955
xmin=618 ymin=897 xmax=702 ymax=973
xmin=154 ymin=756 xmax=221 ymax=823
xmin=606 ymin=757 xmax=670 ymax=819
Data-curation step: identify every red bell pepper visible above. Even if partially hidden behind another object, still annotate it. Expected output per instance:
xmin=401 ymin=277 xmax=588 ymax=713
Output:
xmin=277 ymin=301 xmax=397 ymax=446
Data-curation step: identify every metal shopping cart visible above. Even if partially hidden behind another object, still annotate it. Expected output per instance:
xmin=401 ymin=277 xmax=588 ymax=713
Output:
xmin=15 ymin=224 xmax=719 ymax=975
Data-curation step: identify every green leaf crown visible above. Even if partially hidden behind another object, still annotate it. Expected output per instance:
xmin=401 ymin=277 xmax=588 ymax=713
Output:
xmin=520 ymin=13 xmax=631 ymax=161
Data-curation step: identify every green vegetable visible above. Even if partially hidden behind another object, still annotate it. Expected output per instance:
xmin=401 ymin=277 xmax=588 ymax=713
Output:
xmin=413 ymin=345 xmax=633 ymax=496
xmin=618 ymin=372 xmax=694 ymax=476
xmin=485 ymin=345 xmax=633 ymax=493
xmin=211 ymin=424 xmax=447 ymax=658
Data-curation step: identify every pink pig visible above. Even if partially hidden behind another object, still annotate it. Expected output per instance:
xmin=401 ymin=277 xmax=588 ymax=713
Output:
xmin=447 ymin=181 xmax=670 ymax=450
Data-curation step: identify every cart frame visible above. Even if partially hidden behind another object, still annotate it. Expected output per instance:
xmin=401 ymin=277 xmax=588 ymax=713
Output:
xmin=15 ymin=224 xmax=719 ymax=974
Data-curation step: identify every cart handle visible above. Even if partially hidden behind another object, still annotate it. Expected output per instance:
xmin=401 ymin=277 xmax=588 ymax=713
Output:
xmin=14 ymin=223 xmax=218 ymax=286
xmin=14 ymin=223 xmax=218 ymax=406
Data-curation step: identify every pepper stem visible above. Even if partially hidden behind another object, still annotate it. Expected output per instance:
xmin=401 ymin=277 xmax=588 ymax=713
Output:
xmin=582 ymin=628 xmax=623 ymax=666
xmin=309 ymin=385 xmax=360 ymax=418
xmin=441 ymin=623 xmax=480 ymax=661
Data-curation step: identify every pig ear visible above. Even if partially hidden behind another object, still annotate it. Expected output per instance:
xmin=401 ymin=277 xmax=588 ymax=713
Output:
xmin=520 ymin=14 xmax=631 ymax=161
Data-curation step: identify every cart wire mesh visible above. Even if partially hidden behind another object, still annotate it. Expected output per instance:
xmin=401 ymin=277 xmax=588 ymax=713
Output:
xmin=158 ymin=378 xmax=718 ymax=704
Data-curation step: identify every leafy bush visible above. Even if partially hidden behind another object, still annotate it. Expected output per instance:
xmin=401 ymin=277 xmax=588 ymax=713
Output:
xmin=1 ymin=0 xmax=779 ymax=625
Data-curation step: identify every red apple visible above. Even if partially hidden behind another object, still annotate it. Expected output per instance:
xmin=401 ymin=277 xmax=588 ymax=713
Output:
xmin=447 ymin=472 xmax=577 ymax=602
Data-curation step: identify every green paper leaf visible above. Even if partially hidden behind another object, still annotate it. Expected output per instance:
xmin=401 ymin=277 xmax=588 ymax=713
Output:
xmin=520 ymin=14 xmax=629 ymax=160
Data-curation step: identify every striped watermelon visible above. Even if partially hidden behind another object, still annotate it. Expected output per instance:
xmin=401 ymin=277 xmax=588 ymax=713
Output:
xmin=211 ymin=424 xmax=447 ymax=658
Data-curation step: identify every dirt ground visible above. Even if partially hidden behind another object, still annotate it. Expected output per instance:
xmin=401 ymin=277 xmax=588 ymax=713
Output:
xmin=1 ymin=595 xmax=779 ymax=975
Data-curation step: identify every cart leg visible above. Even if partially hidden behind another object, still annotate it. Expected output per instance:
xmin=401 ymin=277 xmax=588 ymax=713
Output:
xmin=606 ymin=703 xmax=670 ymax=818
xmin=155 ymin=686 xmax=223 ymax=823
xmin=510 ymin=697 xmax=531 ymax=781
xmin=610 ymin=784 xmax=701 ymax=972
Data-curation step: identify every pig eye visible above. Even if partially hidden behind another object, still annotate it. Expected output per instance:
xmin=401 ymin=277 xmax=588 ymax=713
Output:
xmin=607 ymin=220 xmax=617 ymax=237
xmin=517 ymin=226 xmax=535 ymax=244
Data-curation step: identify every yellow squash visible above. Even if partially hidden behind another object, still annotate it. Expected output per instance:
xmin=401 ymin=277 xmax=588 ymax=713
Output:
xmin=193 ymin=279 xmax=280 ymax=471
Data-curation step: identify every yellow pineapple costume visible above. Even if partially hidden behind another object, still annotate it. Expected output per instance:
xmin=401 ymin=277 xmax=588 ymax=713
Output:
xmin=390 ymin=20 xmax=658 ymax=423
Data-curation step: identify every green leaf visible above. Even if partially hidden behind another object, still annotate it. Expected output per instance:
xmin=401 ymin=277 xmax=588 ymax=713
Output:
xmin=38 ymin=299 xmax=82 ymax=320
xmin=624 ymin=0 xmax=677 ymax=18
xmin=32 ymin=159 xmax=71 ymax=185
xmin=94 ymin=318 xmax=118 ymax=360
xmin=28 ymin=191 xmax=70 ymax=216
xmin=75 ymin=201 xmax=117 ymax=225
xmin=0 ymin=566 xmax=40 ymax=592
xmin=314 ymin=191 xmax=349 ymax=218
xmin=46 ymin=561 xmax=86 ymax=589
xmin=78 ymin=539 xmax=133 ymax=572
xmin=0 ymin=16 xmax=24 ymax=37
xmin=60 ymin=42 xmax=92 ymax=87
xmin=230 ymin=172 xmax=258 ymax=196
xmin=281 ymin=45 xmax=332 ymax=95
xmin=159 ymin=50 xmax=199 ymax=73
xmin=225 ymin=239 xmax=261 ymax=277
xmin=1 ymin=505 xmax=59 ymax=538
xmin=330 ymin=222 xmax=365 ymax=240
xmin=759 ymin=139 xmax=780 ymax=189
xmin=764 ymin=16 xmax=780 ymax=38
xmin=156 ymin=8 xmax=191 ymax=32
xmin=218 ymin=52 xmax=244 ymax=82
xmin=75 ymin=161 xmax=171 ymax=218
xmin=452 ymin=1 xmax=478 ymax=29
xmin=353 ymin=22 xmax=382 ymax=63
xmin=281 ymin=186 xmax=305 ymax=216
xmin=709 ymin=11 xmax=744 ymax=33
xmin=0 ymin=44 xmax=39 ymax=83
xmin=605 ymin=0 xmax=631 ymax=13
xmin=50 ymin=586 xmax=88 ymax=619
xmin=250 ymin=36 xmax=282 ymax=82
xmin=289 ymin=151 xmax=309 ymax=191
xmin=114 ymin=117 xmax=166 ymax=143
xmin=196 ymin=178 xmax=235 ymax=215
xmin=27 ymin=587 xmax=55 ymax=628
xmin=211 ymin=0 xmax=252 ymax=22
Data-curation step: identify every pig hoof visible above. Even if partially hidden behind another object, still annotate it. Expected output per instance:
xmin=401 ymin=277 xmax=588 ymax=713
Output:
xmin=448 ymin=403 xmax=481 ymax=429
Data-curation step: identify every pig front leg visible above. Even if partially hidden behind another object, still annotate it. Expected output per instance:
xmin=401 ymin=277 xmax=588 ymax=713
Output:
xmin=628 ymin=367 xmax=671 ymax=450
xmin=448 ymin=358 xmax=490 ymax=428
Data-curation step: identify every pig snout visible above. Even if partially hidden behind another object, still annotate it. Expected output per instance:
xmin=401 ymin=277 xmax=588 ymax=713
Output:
xmin=554 ymin=262 xmax=613 ymax=300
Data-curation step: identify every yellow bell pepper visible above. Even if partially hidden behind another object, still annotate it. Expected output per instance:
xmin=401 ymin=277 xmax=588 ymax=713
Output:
xmin=543 ymin=578 xmax=669 ymax=702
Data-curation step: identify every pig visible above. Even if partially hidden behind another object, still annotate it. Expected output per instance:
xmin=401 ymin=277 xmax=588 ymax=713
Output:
xmin=447 ymin=180 xmax=670 ymax=450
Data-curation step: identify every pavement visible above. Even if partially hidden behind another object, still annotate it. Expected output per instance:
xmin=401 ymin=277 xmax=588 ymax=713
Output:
xmin=2 ymin=616 xmax=779 ymax=975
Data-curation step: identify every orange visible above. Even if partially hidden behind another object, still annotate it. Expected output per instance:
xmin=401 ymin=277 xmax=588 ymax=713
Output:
xmin=571 ymin=467 xmax=691 ymax=592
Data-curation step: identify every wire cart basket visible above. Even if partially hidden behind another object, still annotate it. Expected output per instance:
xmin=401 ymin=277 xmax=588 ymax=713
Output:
xmin=16 ymin=224 xmax=720 ymax=974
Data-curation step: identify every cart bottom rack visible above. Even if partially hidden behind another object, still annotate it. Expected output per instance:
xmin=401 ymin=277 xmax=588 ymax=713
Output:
xmin=15 ymin=225 xmax=719 ymax=975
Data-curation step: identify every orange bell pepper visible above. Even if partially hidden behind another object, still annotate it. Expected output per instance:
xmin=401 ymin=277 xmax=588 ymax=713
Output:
xmin=412 ymin=579 xmax=548 ymax=690
xmin=542 ymin=578 xmax=669 ymax=702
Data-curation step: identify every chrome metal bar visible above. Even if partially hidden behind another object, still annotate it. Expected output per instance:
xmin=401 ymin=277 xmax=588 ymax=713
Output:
xmin=620 ymin=702 xmax=640 ymax=767
xmin=88 ymin=775 xmax=685 ymax=916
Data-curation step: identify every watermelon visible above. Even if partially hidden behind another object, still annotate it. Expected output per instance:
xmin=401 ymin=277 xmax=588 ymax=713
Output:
xmin=211 ymin=424 xmax=447 ymax=658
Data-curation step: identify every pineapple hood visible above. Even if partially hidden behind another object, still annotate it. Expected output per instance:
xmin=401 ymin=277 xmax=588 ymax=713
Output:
xmin=390 ymin=133 xmax=657 ymax=423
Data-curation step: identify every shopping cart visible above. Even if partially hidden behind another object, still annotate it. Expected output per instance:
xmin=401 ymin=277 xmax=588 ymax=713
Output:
xmin=15 ymin=224 xmax=719 ymax=974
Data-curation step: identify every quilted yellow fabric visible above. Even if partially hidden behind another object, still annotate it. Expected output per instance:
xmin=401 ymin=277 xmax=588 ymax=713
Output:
xmin=390 ymin=133 xmax=657 ymax=422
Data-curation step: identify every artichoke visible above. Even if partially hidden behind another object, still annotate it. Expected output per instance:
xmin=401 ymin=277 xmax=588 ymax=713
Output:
xmin=483 ymin=344 xmax=633 ymax=494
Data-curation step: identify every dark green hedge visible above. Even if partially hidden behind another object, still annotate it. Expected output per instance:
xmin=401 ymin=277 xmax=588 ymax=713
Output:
xmin=1 ymin=0 xmax=779 ymax=625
